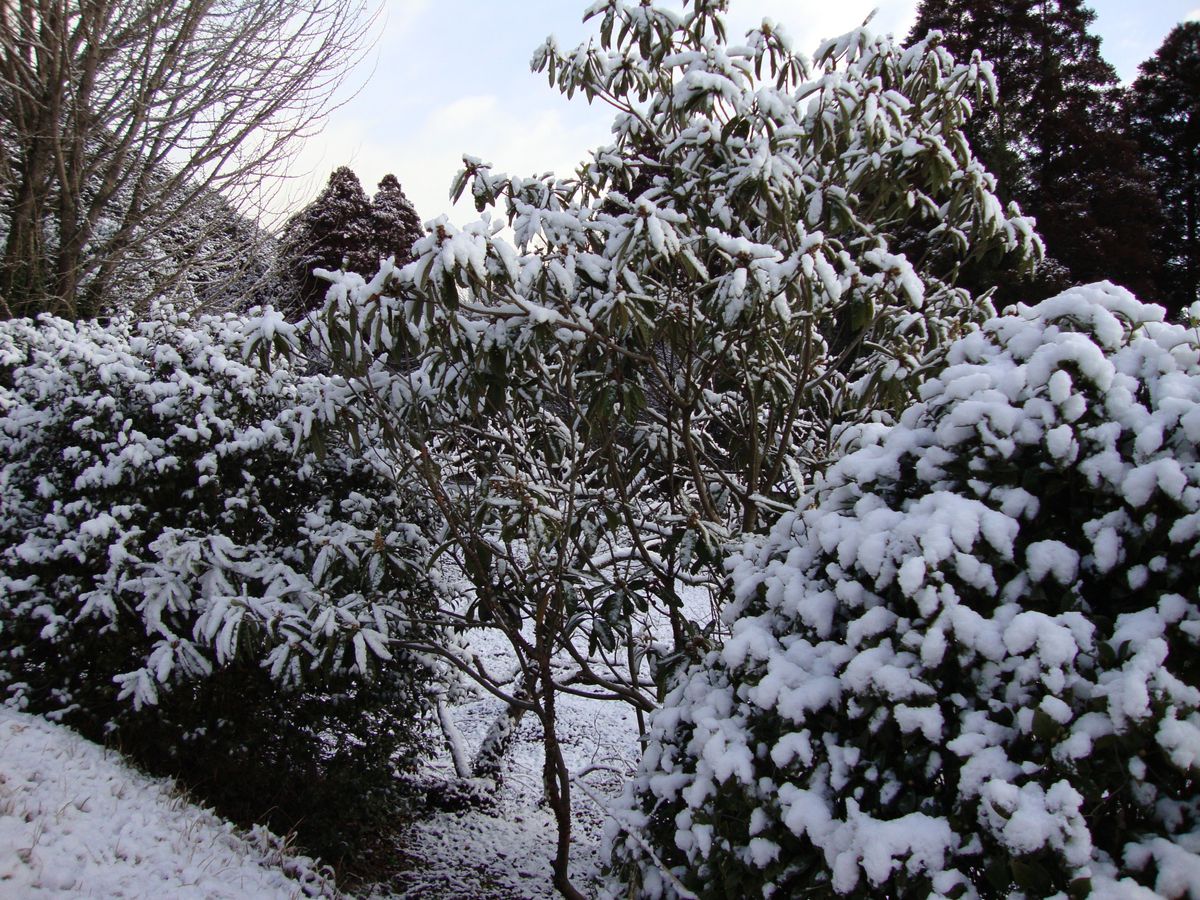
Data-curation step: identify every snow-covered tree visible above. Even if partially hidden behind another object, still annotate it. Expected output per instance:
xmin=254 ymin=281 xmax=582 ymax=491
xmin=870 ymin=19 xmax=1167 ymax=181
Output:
xmin=305 ymin=2 xmax=1038 ymax=894
xmin=0 ymin=0 xmax=372 ymax=320
xmin=372 ymin=173 xmax=423 ymax=267
xmin=607 ymin=284 xmax=1200 ymax=898
xmin=0 ymin=305 xmax=444 ymax=707
xmin=279 ymin=168 xmax=424 ymax=317
xmin=279 ymin=166 xmax=376 ymax=314
xmin=313 ymin=0 xmax=1040 ymax=652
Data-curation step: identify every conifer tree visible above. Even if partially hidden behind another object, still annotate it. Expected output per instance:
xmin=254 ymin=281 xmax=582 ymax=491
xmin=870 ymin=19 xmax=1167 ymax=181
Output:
xmin=371 ymin=174 xmax=423 ymax=267
xmin=1035 ymin=90 xmax=1163 ymax=299
xmin=1127 ymin=22 xmax=1200 ymax=315
xmin=278 ymin=169 xmax=425 ymax=315
xmin=908 ymin=0 xmax=1161 ymax=301
xmin=280 ymin=166 xmax=375 ymax=313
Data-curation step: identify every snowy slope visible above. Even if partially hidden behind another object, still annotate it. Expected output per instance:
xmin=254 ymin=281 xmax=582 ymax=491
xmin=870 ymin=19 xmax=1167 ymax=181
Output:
xmin=0 ymin=708 xmax=332 ymax=898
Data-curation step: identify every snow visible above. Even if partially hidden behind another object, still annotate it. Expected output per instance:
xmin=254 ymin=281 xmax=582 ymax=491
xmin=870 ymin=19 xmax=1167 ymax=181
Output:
xmin=4 ymin=278 xmax=1199 ymax=899
xmin=5 ymin=0 xmax=1200 ymax=894
xmin=0 ymin=707 xmax=330 ymax=898
xmin=610 ymin=283 xmax=1200 ymax=897
xmin=368 ymin=585 xmax=704 ymax=898
xmin=0 ymin=309 xmax=437 ymax=718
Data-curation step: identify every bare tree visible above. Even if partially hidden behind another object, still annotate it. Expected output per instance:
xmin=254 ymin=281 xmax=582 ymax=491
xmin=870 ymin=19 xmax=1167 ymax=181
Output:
xmin=0 ymin=0 xmax=374 ymax=319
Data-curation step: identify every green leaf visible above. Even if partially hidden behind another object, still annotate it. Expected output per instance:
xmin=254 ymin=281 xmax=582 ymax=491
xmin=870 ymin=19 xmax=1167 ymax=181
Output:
xmin=449 ymin=168 xmax=470 ymax=204
xmin=1032 ymin=707 xmax=1060 ymax=742
xmin=441 ymin=272 xmax=459 ymax=309
xmin=1010 ymin=859 xmax=1053 ymax=895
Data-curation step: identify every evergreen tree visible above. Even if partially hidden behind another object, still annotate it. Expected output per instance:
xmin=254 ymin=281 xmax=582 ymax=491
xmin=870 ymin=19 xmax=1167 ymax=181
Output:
xmin=611 ymin=284 xmax=1200 ymax=898
xmin=278 ymin=169 xmax=425 ymax=315
xmin=1036 ymin=90 xmax=1163 ymax=299
xmin=1128 ymin=22 xmax=1200 ymax=316
xmin=371 ymin=174 xmax=423 ymax=266
xmin=280 ymin=166 xmax=375 ymax=314
xmin=908 ymin=0 xmax=1162 ymax=301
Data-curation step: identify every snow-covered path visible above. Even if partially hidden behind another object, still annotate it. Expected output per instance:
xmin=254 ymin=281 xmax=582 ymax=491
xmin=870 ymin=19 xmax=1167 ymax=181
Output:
xmin=373 ymin=585 xmax=717 ymax=898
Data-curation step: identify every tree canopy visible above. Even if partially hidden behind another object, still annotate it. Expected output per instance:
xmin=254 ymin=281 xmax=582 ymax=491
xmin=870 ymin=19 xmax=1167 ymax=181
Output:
xmin=279 ymin=167 xmax=422 ymax=316
xmin=1127 ymin=22 xmax=1200 ymax=316
xmin=907 ymin=0 xmax=1162 ymax=302
xmin=301 ymin=1 xmax=1039 ymax=891
xmin=0 ymin=0 xmax=371 ymax=320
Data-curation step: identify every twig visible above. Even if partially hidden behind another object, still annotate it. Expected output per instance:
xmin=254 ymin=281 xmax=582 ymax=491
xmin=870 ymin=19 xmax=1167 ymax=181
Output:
xmin=570 ymin=773 xmax=698 ymax=900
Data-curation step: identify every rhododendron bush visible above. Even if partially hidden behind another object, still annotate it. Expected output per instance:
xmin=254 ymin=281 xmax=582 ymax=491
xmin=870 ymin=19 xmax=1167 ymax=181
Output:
xmin=310 ymin=0 xmax=1043 ymax=653
xmin=607 ymin=284 xmax=1200 ymax=898
xmin=0 ymin=307 xmax=447 ymax=864
xmin=302 ymin=1 xmax=1039 ymax=892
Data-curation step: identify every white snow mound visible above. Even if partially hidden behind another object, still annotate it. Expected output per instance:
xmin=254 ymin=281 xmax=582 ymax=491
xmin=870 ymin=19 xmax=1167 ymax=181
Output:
xmin=0 ymin=708 xmax=331 ymax=898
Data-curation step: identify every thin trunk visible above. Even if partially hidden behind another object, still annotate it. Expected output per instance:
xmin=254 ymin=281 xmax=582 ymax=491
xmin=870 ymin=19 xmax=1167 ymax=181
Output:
xmin=437 ymin=697 xmax=472 ymax=780
xmin=538 ymin=653 xmax=584 ymax=900
xmin=53 ymin=201 xmax=84 ymax=319
xmin=627 ymin=638 xmax=646 ymax=740
xmin=1187 ymin=143 xmax=1198 ymax=306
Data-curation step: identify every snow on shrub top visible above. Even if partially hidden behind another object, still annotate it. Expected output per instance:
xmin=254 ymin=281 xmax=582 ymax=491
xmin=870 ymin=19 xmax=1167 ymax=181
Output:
xmin=0 ymin=307 xmax=441 ymax=713
xmin=608 ymin=283 xmax=1200 ymax=899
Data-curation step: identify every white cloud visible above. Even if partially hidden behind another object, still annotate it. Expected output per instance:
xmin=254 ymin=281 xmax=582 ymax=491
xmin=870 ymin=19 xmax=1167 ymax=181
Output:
xmin=397 ymin=96 xmax=611 ymax=226
xmin=724 ymin=0 xmax=918 ymax=50
xmin=427 ymin=95 xmax=500 ymax=133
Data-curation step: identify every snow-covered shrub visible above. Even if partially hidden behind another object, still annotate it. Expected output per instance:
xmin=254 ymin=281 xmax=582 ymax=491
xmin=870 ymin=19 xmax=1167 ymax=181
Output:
xmin=306 ymin=5 xmax=1040 ymax=890
xmin=308 ymin=0 xmax=1044 ymax=732
xmin=608 ymin=283 xmax=1200 ymax=898
xmin=0 ymin=307 xmax=444 ymax=869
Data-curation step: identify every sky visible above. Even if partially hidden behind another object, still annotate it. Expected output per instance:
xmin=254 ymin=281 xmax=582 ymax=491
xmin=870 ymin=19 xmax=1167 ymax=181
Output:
xmin=285 ymin=0 xmax=1200 ymax=229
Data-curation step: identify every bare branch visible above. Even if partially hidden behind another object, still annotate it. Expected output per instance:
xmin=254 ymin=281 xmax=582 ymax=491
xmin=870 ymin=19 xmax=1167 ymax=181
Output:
xmin=0 ymin=0 xmax=378 ymax=318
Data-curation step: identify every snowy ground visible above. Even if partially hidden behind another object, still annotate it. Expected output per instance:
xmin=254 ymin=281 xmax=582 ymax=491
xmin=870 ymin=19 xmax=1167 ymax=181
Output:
xmin=0 ymin=707 xmax=332 ymax=898
xmin=377 ymin=687 xmax=638 ymax=899
xmin=375 ymin=585 xmax=716 ymax=899
xmin=374 ymin=629 xmax=643 ymax=899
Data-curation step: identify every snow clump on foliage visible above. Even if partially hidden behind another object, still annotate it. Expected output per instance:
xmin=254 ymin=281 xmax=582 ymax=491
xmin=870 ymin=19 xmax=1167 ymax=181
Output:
xmin=0 ymin=305 xmax=444 ymax=731
xmin=607 ymin=282 xmax=1200 ymax=898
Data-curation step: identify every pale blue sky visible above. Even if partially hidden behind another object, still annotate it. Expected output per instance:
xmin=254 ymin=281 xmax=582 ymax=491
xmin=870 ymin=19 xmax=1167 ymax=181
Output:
xmin=289 ymin=0 xmax=1200 ymax=227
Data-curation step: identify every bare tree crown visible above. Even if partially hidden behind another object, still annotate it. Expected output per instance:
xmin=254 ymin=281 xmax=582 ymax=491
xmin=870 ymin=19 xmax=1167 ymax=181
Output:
xmin=0 ymin=0 xmax=374 ymax=319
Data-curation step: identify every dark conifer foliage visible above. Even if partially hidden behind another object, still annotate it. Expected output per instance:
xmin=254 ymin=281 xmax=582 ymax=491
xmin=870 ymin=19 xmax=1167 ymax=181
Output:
xmin=1128 ymin=23 xmax=1200 ymax=316
xmin=371 ymin=174 xmax=424 ymax=267
xmin=280 ymin=166 xmax=375 ymax=314
xmin=908 ymin=0 xmax=1162 ymax=303
xmin=279 ymin=167 xmax=424 ymax=315
xmin=1035 ymin=91 xmax=1163 ymax=300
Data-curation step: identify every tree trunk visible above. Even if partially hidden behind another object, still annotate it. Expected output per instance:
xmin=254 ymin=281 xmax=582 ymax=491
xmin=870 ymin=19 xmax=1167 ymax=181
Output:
xmin=538 ymin=653 xmax=585 ymax=900
xmin=2 ymin=159 xmax=50 ymax=317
